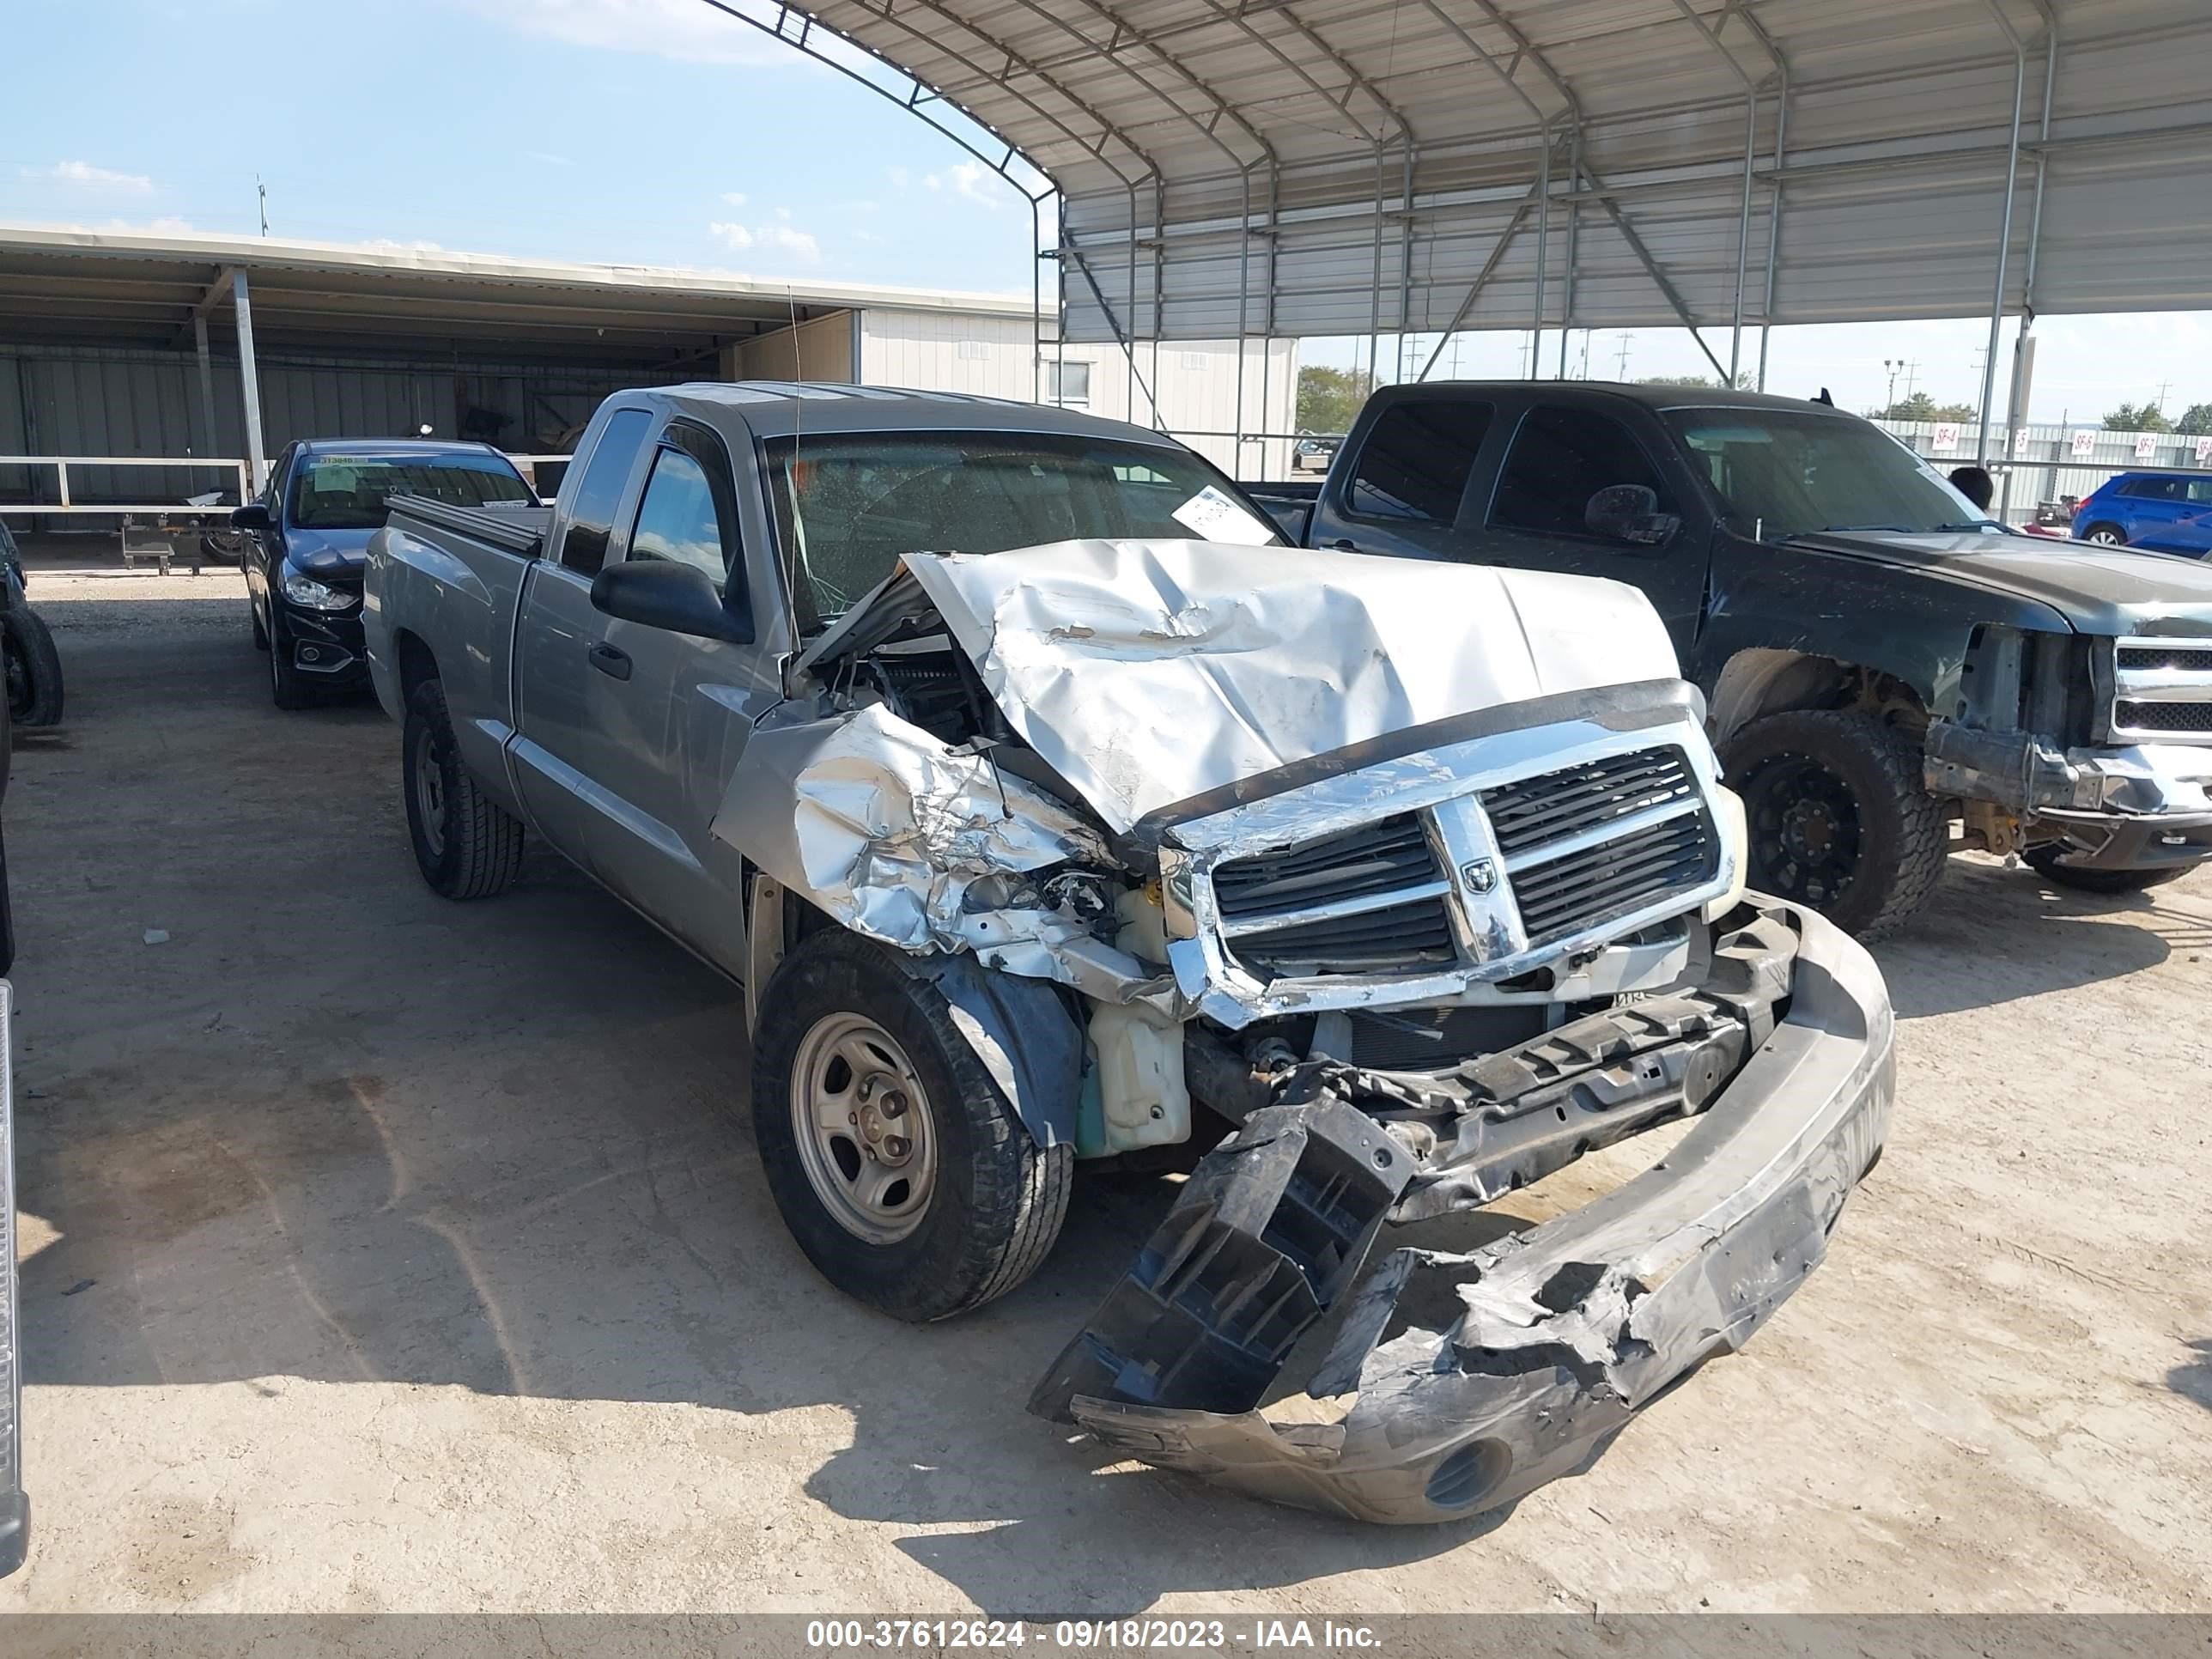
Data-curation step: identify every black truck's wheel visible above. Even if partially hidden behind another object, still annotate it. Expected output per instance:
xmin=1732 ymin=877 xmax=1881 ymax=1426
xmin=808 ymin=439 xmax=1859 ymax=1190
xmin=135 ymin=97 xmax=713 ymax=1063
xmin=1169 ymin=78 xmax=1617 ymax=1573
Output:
xmin=403 ymin=678 xmax=525 ymax=899
xmin=1722 ymin=708 xmax=1948 ymax=940
xmin=2023 ymin=842 xmax=2192 ymax=896
xmin=3 ymin=605 xmax=64 ymax=727
xmin=750 ymin=929 xmax=1072 ymax=1322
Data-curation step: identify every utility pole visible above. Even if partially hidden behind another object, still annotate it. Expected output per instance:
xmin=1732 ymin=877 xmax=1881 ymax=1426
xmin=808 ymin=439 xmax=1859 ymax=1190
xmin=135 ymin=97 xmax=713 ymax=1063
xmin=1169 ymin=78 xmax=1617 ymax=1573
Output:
xmin=1614 ymin=334 xmax=1631 ymax=380
xmin=257 ymin=176 xmax=269 ymax=237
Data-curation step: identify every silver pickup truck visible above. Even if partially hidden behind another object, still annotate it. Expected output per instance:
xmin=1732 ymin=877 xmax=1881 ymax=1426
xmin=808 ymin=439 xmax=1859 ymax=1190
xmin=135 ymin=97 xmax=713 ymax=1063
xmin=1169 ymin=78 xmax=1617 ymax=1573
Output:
xmin=364 ymin=382 xmax=1895 ymax=1524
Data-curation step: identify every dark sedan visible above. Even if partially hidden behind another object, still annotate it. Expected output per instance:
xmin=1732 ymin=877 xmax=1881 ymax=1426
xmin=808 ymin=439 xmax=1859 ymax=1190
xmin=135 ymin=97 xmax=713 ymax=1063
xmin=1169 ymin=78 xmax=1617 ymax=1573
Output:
xmin=232 ymin=441 xmax=535 ymax=708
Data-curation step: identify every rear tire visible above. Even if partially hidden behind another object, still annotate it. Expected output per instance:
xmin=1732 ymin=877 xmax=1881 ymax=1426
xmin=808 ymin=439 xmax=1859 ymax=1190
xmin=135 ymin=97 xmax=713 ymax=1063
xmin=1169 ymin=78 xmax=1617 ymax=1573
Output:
xmin=750 ymin=929 xmax=1073 ymax=1322
xmin=1722 ymin=708 xmax=1948 ymax=940
xmin=403 ymin=678 xmax=525 ymax=899
xmin=3 ymin=605 xmax=64 ymax=728
xmin=2024 ymin=843 xmax=2192 ymax=896
xmin=2080 ymin=522 xmax=2126 ymax=546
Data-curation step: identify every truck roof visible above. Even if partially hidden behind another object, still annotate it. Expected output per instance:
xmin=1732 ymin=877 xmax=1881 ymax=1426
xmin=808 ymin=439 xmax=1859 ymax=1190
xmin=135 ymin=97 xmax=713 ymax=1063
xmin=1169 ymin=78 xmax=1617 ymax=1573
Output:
xmin=295 ymin=437 xmax=514 ymax=457
xmin=1396 ymin=380 xmax=1859 ymax=418
xmin=653 ymin=380 xmax=1192 ymax=445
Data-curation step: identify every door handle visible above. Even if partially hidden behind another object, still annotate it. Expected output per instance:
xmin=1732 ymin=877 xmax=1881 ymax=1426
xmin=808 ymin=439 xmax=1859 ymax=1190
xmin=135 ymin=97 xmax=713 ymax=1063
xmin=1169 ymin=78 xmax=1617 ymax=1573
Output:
xmin=1324 ymin=538 xmax=1361 ymax=552
xmin=587 ymin=641 xmax=632 ymax=681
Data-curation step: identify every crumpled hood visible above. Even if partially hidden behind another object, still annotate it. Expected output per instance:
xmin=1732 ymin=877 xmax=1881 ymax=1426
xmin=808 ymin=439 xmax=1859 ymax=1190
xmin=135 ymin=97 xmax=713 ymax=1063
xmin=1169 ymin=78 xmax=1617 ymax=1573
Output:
xmin=1788 ymin=528 xmax=2212 ymax=636
xmin=800 ymin=538 xmax=1680 ymax=836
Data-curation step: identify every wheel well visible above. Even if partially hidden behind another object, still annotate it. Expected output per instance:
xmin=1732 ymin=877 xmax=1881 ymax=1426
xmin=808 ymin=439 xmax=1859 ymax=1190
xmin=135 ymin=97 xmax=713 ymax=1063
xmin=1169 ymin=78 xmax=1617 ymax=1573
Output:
xmin=1711 ymin=648 xmax=1930 ymax=745
xmin=392 ymin=629 xmax=438 ymax=702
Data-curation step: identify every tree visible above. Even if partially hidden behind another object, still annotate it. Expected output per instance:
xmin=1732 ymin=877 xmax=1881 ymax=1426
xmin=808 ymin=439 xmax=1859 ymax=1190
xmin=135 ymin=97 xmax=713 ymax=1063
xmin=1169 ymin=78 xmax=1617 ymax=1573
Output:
xmin=2104 ymin=402 xmax=2172 ymax=432
xmin=1295 ymin=366 xmax=1375 ymax=435
xmin=1637 ymin=373 xmax=1754 ymax=389
xmin=1874 ymin=392 xmax=1976 ymax=423
xmin=2176 ymin=404 xmax=2212 ymax=436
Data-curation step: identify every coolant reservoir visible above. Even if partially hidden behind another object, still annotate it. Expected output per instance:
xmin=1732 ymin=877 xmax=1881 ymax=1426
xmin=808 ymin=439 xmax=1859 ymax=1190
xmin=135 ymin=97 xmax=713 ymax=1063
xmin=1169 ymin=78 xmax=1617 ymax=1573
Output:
xmin=1114 ymin=883 xmax=1170 ymax=965
xmin=1087 ymin=1000 xmax=1191 ymax=1152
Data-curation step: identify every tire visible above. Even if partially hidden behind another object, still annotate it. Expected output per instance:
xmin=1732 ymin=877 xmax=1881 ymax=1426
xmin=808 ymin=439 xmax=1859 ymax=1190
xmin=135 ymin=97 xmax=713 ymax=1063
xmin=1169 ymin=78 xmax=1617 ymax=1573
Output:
xmin=403 ymin=678 xmax=525 ymax=899
xmin=267 ymin=616 xmax=311 ymax=710
xmin=1722 ymin=708 xmax=1948 ymax=940
xmin=2080 ymin=522 xmax=2126 ymax=546
xmin=751 ymin=929 xmax=1073 ymax=1322
xmin=2023 ymin=842 xmax=2192 ymax=896
xmin=250 ymin=595 xmax=269 ymax=650
xmin=3 ymin=604 xmax=64 ymax=727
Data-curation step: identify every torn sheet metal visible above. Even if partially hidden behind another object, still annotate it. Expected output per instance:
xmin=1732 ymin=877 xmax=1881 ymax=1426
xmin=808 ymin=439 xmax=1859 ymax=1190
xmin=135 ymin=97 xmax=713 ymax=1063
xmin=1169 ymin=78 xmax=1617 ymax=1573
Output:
xmin=1051 ymin=900 xmax=1895 ymax=1524
xmin=809 ymin=539 xmax=1681 ymax=836
xmin=713 ymin=702 xmax=1173 ymax=1007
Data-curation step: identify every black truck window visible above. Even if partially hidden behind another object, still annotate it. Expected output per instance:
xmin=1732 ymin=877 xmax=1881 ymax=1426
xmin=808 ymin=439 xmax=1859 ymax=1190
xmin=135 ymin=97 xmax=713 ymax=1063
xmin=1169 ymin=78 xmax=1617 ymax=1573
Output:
xmin=1492 ymin=405 xmax=1668 ymax=537
xmin=557 ymin=409 xmax=653 ymax=576
xmin=1344 ymin=400 xmax=1493 ymax=524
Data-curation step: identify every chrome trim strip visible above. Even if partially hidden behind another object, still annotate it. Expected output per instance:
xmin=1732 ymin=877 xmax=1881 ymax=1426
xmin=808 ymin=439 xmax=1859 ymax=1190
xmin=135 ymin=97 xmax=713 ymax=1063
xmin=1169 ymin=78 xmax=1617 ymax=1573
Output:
xmin=1218 ymin=878 xmax=1453 ymax=939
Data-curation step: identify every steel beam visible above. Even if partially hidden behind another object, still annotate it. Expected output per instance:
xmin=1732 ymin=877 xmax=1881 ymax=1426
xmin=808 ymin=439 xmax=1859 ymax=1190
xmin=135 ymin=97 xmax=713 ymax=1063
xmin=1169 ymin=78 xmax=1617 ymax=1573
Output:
xmin=1977 ymin=0 xmax=2030 ymax=464
xmin=231 ymin=270 xmax=266 ymax=493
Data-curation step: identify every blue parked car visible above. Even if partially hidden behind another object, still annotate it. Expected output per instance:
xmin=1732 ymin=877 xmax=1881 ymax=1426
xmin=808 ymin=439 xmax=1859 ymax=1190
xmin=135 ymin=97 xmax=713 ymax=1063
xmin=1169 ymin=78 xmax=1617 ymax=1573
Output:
xmin=2071 ymin=470 xmax=2212 ymax=555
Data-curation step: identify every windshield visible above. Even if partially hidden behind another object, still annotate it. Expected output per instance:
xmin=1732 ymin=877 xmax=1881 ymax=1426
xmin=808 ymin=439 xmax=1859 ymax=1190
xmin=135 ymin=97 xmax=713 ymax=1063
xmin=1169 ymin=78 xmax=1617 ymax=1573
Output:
xmin=763 ymin=430 xmax=1278 ymax=629
xmin=1664 ymin=409 xmax=1994 ymax=540
xmin=289 ymin=452 xmax=532 ymax=530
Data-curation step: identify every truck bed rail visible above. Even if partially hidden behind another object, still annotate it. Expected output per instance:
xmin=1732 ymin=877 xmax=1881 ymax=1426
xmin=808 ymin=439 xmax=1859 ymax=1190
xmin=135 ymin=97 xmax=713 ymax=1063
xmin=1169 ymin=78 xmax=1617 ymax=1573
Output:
xmin=386 ymin=495 xmax=552 ymax=559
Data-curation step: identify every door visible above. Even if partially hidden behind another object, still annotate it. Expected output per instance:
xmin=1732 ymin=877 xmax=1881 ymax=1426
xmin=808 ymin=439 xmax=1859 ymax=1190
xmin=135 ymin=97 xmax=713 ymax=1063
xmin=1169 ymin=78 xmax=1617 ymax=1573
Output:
xmin=509 ymin=405 xmax=655 ymax=866
xmin=2134 ymin=477 xmax=2212 ymax=556
xmin=1313 ymin=395 xmax=1498 ymax=563
xmin=570 ymin=417 xmax=776 ymax=972
xmin=1474 ymin=401 xmax=1710 ymax=653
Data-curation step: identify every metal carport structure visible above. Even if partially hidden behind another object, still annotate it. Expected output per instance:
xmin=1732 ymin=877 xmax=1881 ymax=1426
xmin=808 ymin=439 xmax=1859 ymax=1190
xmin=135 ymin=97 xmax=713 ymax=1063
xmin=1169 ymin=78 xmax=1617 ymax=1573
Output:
xmin=704 ymin=0 xmax=2212 ymax=462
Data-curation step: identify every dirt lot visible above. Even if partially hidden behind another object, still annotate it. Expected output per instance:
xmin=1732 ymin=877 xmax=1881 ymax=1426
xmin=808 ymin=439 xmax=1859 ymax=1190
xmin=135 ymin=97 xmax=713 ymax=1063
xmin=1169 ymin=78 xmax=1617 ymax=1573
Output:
xmin=0 ymin=564 xmax=2208 ymax=1615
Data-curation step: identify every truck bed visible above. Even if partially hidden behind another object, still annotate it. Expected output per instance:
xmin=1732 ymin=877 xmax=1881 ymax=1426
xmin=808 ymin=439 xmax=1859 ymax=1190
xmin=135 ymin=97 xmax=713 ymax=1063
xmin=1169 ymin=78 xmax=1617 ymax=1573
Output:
xmin=385 ymin=496 xmax=554 ymax=559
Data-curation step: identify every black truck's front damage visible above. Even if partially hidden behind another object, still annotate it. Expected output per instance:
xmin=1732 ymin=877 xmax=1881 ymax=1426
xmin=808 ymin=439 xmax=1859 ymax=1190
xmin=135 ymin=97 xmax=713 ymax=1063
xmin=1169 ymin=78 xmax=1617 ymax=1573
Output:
xmin=1031 ymin=901 xmax=1892 ymax=1524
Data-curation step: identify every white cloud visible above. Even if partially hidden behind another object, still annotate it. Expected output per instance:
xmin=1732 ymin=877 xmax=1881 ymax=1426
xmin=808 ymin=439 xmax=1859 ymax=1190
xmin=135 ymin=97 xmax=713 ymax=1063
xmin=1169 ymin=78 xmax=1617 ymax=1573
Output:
xmin=459 ymin=0 xmax=799 ymax=66
xmin=708 ymin=221 xmax=821 ymax=263
xmin=926 ymin=160 xmax=1003 ymax=209
xmin=720 ymin=191 xmax=748 ymax=207
xmin=523 ymin=150 xmax=575 ymax=167
xmin=889 ymin=166 xmax=910 ymax=188
xmin=25 ymin=160 xmax=152 ymax=193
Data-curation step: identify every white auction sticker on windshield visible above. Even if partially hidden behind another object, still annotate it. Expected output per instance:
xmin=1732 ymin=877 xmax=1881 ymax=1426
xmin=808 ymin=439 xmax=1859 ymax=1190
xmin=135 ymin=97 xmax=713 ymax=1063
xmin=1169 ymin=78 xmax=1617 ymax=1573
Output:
xmin=1172 ymin=484 xmax=1276 ymax=546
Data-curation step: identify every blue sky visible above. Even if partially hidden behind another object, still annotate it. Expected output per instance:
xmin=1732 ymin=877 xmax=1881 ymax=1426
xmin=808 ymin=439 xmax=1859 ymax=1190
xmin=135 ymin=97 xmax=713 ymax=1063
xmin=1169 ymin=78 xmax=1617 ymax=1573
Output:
xmin=3 ymin=0 xmax=2205 ymax=425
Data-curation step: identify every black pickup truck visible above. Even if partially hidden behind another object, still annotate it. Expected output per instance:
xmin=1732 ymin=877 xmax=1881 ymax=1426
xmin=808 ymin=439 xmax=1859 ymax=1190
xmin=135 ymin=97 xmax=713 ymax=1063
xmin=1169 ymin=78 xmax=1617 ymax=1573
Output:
xmin=1252 ymin=382 xmax=2212 ymax=937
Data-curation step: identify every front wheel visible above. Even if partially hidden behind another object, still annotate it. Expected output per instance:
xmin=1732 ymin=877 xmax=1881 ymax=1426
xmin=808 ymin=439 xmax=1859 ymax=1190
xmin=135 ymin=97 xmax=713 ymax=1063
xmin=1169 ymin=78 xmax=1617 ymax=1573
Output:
xmin=267 ymin=617 xmax=311 ymax=710
xmin=1722 ymin=708 xmax=1949 ymax=940
xmin=3 ymin=604 xmax=64 ymax=727
xmin=403 ymin=678 xmax=525 ymax=899
xmin=750 ymin=929 xmax=1072 ymax=1322
xmin=2023 ymin=842 xmax=2193 ymax=896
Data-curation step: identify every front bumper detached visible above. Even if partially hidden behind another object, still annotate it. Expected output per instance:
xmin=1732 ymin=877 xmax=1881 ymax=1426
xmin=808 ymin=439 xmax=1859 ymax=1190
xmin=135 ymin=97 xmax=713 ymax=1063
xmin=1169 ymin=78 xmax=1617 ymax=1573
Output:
xmin=1030 ymin=898 xmax=1893 ymax=1524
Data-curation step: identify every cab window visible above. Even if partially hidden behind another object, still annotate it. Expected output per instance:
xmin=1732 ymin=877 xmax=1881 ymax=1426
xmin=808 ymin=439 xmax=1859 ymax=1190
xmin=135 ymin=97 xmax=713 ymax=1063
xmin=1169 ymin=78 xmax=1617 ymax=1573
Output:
xmin=557 ymin=409 xmax=653 ymax=577
xmin=1342 ymin=400 xmax=1493 ymax=524
xmin=627 ymin=425 xmax=739 ymax=587
xmin=1492 ymin=405 xmax=1669 ymax=537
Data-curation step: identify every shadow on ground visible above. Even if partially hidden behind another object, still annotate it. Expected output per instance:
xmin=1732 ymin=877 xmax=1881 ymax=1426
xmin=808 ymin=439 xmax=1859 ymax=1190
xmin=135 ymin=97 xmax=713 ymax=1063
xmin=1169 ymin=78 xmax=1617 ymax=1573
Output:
xmin=2171 ymin=1340 xmax=2212 ymax=1413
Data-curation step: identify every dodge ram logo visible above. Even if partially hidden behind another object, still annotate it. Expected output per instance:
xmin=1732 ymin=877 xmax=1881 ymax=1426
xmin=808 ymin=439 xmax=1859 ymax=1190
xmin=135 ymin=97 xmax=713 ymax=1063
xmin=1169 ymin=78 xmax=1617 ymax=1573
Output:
xmin=1460 ymin=857 xmax=1499 ymax=895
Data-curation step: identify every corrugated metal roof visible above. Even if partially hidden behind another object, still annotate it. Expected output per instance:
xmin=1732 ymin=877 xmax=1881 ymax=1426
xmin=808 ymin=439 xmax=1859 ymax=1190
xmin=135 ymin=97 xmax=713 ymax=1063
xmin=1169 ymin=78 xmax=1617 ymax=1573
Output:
xmin=790 ymin=0 xmax=2212 ymax=345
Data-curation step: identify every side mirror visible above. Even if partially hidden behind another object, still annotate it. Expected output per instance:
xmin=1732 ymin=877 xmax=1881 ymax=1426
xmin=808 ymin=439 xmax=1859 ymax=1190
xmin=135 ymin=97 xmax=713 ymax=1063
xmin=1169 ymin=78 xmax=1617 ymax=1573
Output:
xmin=591 ymin=559 xmax=752 ymax=642
xmin=1584 ymin=483 xmax=1680 ymax=547
xmin=230 ymin=502 xmax=271 ymax=532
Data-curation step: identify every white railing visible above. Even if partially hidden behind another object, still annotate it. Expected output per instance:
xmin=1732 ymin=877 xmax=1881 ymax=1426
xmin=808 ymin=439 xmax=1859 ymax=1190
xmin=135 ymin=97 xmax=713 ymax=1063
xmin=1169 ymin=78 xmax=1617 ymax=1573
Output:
xmin=0 ymin=454 xmax=253 ymax=517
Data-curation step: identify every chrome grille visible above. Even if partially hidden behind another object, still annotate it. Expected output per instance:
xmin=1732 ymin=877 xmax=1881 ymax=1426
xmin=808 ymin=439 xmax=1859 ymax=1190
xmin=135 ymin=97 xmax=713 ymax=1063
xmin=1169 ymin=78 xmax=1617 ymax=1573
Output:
xmin=1480 ymin=748 xmax=1698 ymax=858
xmin=2118 ymin=643 xmax=2212 ymax=674
xmin=2116 ymin=699 xmax=2212 ymax=734
xmin=1481 ymin=746 xmax=1717 ymax=948
xmin=1212 ymin=813 xmax=1455 ymax=982
xmin=1510 ymin=813 xmax=1718 ymax=946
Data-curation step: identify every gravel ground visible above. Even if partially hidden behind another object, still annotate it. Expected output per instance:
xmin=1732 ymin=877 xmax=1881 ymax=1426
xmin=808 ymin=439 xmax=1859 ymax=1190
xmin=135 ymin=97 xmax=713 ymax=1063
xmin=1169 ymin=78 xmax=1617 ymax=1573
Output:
xmin=1 ymin=565 xmax=2208 ymax=1614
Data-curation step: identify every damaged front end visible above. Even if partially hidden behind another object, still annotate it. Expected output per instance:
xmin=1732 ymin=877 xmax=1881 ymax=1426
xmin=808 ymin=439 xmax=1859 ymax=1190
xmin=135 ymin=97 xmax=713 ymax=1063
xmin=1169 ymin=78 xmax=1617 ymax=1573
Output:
xmin=715 ymin=538 xmax=1893 ymax=1522
xmin=1031 ymin=901 xmax=1892 ymax=1524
